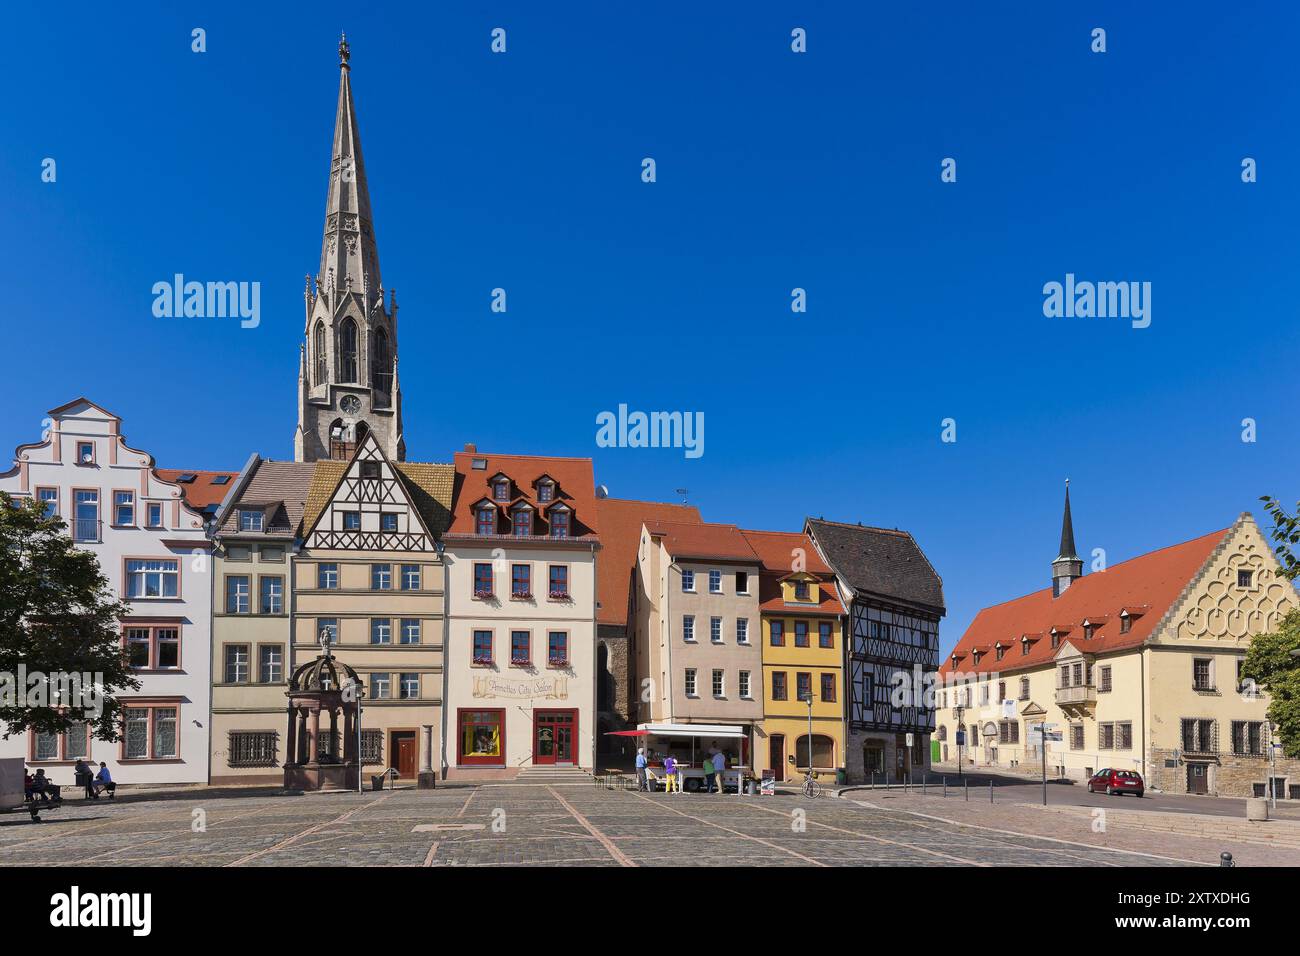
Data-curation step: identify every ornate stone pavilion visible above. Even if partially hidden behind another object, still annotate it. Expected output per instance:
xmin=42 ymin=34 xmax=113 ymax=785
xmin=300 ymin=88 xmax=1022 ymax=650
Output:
xmin=284 ymin=644 xmax=362 ymax=791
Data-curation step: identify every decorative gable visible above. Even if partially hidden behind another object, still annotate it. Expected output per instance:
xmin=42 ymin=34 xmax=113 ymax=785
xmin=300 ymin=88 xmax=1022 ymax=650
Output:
xmin=302 ymin=431 xmax=437 ymax=551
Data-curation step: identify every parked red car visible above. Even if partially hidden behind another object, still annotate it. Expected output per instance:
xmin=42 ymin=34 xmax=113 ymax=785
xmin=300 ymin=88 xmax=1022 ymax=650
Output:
xmin=1087 ymin=768 xmax=1144 ymax=797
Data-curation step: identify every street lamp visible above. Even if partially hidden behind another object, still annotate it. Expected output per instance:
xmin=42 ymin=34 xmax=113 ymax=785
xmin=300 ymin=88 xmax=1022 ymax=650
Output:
xmin=799 ymin=691 xmax=815 ymax=777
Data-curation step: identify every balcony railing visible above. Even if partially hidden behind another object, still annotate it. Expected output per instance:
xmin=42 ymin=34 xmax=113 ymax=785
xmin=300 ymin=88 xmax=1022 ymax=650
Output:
xmin=74 ymin=518 xmax=101 ymax=543
xmin=1055 ymin=684 xmax=1096 ymax=706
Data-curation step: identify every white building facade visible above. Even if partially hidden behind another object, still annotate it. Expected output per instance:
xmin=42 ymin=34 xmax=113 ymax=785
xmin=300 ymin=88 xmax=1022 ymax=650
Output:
xmin=0 ymin=398 xmax=214 ymax=784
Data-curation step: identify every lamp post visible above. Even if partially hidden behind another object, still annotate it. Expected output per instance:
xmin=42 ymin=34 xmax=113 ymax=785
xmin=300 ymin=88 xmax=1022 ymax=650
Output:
xmin=954 ymin=704 xmax=965 ymax=778
xmin=799 ymin=691 xmax=815 ymax=777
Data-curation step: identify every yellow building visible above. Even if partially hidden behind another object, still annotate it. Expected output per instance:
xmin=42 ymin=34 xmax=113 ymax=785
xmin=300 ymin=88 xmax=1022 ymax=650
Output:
xmin=742 ymin=530 xmax=847 ymax=782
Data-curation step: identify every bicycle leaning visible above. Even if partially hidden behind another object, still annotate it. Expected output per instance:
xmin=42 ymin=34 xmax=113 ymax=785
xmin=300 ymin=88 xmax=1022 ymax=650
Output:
xmin=801 ymin=770 xmax=823 ymax=798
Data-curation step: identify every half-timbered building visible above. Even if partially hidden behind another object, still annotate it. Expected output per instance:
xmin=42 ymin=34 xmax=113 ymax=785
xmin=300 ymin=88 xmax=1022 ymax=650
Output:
xmin=804 ymin=518 xmax=945 ymax=783
xmin=293 ymin=431 xmax=453 ymax=785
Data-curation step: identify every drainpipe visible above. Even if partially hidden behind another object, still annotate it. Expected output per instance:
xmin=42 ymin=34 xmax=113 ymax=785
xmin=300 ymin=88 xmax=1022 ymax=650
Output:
xmin=439 ymin=541 xmax=450 ymax=779
xmin=1140 ymin=646 xmax=1147 ymax=783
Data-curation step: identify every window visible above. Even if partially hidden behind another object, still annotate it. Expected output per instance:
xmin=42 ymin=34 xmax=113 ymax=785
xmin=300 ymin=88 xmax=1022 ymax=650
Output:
xmin=708 ymin=569 xmax=722 ymax=593
xmin=794 ymin=580 xmax=810 ymax=601
xmin=76 ymin=440 xmax=95 ymax=464
xmin=126 ymin=559 xmax=178 ymax=598
xmin=473 ymin=630 xmax=493 ymax=664
xmin=1119 ymin=614 xmax=1131 ymax=634
xmin=1116 ymin=722 xmax=1133 ymax=750
xmin=359 ymin=460 xmax=381 ymax=480
xmin=239 ymin=509 xmax=264 ymax=532
xmin=259 ymin=645 xmax=283 ymax=683
xmin=548 ymin=631 xmax=568 ymax=665
xmin=684 ymin=669 xmax=698 ymax=697
xmin=370 ymin=619 xmax=392 ymax=645
xmin=398 ymin=564 xmax=420 ymax=590
xmin=537 ymin=481 xmax=554 ymax=502
xmin=681 ymin=569 xmax=695 ymax=592
xmin=683 ymin=615 xmax=695 ymax=642
xmin=735 ymin=571 xmax=749 ymax=594
xmin=794 ymin=621 xmax=809 ymax=647
xmin=796 ymin=672 xmax=812 ymax=701
xmin=1182 ymin=719 xmax=1216 ymax=754
xmin=736 ymin=618 xmax=749 ymax=644
xmin=371 ymin=564 xmax=391 ymax=590
xmin=476 ymin=506 xmax=496 ymax=536
xmin=1193 ymin=658 xmax=1213 ymax=691
xmin=369 ymin=674 xmax=391 ymax=700
xmin=493 ymin=479 xmax=510 ymax=501
xmin=318 ymin=563 xmax=338 ymax=589
xmin=712 ymin=669 xmax=725 ymax=698
xmin=1231 ymin=720 xmax=1265 ymax=756
xmin=112 ymin=491 xmax=134 ymax=526
xmin=341 ymin=511 xmax=361 ymax=531
xmin=400 ymin=673 xmax=420 ymax=700
xmin=710 ymin=616 xmax=723 ymax=643
xmin=511 ymin=631 xmax=531 ymax=665
xmin=1098 ymin=723 xmax=1115 ymax=749
xmin=401 ymin=619 xmax=421 ymax=645
xmin=995 ymin=645 xmax=1005 ymax=661
xmin=1050 ymin=633 xmax=1061 ymax=649
xmin=37 ymin=487 xmax=58 ymax=519
xmin=997 ymin=681 xmax=1006 ymax=702
xmin=772 ymin=672 xmax=788 ymax=701
xmin=125 ymin=628 xmax=151 ymax=667
xmin=998 ymin=720 xmax=1019 ymax=744
xmin=259 ymin=576 xmax=283 ymax=614
xmin=123 ymin=705 xmax=178 ymax=760
xmin=225 ymin=575 xmax=250 ymax=614
xmin=74 ymin=489 xmax=98 ymax=542
xmin=1071 ymin=724 xmax=1085 ymax=750
xmin=1083 ymin=624 xmax=1094 ymax=641
xmin=360 ymin=730 xmax=384 ymax=765
xmin=818 ymin=622 xmax=833 ymax=648
xmin=820 ymin=672 xmax=836 ymax=702
xmin=1021 ymin=638 xmax=1030 ymax=656
xmin=380 ymin=512 xmax=398 ymax=532
xmin=337 ymin=317 xmax=358 ymax=382
xmin=229 ymin=731 xmax=277 ymax=768
xmin=317 ymin=619 xmax=338 ymax=644
xmin=512 ymin=563 xmax=531 ymax=598
xmin=1094 ymin=665 xmax=1112 ymax=693
xmin=313 ymin=321 xmax=327 ymax=385
xmin=548 ymin=565 xmax=569 ymax=598
xmin=769 ymin=621 xmax=784 ymax=646
xmin=512 ymin=509 xmax=532 ymax=537
xmin=146 ymin=502 xmax=163 ymax=528
xmin=739 ymin=671 xmax=752 ymax=698
xmin=224 ymin=645 xmax=249 ymax=683
xmin=155 ymin=628 xmax=179 ymax=668
xmin=549 ymin=508 xmax=570 ymax=538
xmin=1238 ymin=569 xmax=1254 ymax=588
xmin=473 ymin=563 xmax=493 ymax=597
xmin=458 ymin=710 xmax=503 ymax=763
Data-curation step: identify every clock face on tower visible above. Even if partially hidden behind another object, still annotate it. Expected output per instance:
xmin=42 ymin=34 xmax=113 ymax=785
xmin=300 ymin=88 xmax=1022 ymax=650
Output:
xmin=340 ymin=395 xmax=362 ymax=416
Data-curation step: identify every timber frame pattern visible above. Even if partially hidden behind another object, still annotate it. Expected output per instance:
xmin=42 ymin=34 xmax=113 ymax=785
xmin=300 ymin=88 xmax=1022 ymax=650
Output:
xmin=849 ymin=601 xmax=941 ymax=734
xmin=303 ymin=431 xmax=439 ymax=552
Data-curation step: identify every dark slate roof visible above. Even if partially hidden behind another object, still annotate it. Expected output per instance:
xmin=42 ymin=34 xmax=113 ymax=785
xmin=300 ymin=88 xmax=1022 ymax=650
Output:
xmin=216 ymin=460 xmax=317 ymax=538
xmin=804 ymin=518 xmax=945 ymax=615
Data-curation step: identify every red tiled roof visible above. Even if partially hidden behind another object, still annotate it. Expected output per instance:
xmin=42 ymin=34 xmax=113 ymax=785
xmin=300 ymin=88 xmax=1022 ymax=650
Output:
xmin=447 ymin=450 xmax=600 ymax=540
xmin=940 ymin=528 xmax=1230 ymax=676
xmin=738 ymin=529 xmax=844 ymax=615
xmin=594 ymin=498 xmax=703 ymax=626
xmin=643 ymin=520 xmax=760 ymax=563
xmin=156 ymin=469 xmax=239 ymax=509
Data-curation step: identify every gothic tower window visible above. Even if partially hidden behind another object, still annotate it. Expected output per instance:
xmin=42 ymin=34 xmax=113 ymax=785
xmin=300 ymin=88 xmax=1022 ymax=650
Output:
xmin=337 ymin=317 xmax=359 ymax=383
xmin=372 ymin=327 xmax=391 ymax=400
xmin=313 ymin=321 xmax=327 ymax=386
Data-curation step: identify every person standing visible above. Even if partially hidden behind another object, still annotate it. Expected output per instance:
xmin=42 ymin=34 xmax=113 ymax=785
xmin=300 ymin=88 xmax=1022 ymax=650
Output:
xmin=712 ymin=749 xmax=726 ymax=794
xmin=74 ymin=758 xmax=93 ymax=799
xmin=663 ymin=755 xmax=677 ymax=794
xmin=635 ymin=748 xmax=648 ymax=792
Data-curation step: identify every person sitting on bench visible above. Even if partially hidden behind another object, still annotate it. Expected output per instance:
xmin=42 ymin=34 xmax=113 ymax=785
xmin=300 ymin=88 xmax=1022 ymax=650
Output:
xmin=30 ymin=769 xmax=60 ymax=803
xmin=23 ymin=768 xmax=35 ymax=803
xmin=92 ymin=762 xmax=115 ymax=799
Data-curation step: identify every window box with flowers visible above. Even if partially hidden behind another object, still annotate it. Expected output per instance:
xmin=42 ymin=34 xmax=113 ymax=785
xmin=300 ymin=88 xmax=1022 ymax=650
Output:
xmin=472 ymin=655 xmax=494 ymax=667
xmin=510 ymin=591 xmax=533 ymax=601
xmin=548 ymin=589 xmax=570 ymax=601
xmin=510 ymin=655 xmax=532 ymax=668
xmin=473 ymin=589 xmax=495 ymax=600
xmin=547 ymin=656 xmax=570 ymax=669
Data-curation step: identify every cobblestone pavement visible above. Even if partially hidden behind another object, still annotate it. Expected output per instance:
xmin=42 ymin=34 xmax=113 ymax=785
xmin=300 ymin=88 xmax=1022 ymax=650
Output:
xmin=0 ymin=783 xmax=1272 ymax=867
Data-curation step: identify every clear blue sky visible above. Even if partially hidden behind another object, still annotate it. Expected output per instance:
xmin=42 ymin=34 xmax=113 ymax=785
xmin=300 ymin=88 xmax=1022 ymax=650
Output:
xmin=4 ymin=2 xmax=1298 ymax=653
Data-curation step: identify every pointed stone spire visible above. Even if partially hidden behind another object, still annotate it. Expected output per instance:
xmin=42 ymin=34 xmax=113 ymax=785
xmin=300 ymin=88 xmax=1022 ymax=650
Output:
xmin=1052 ymin=479 xmax=1084 ymax=597
xmin=319 ymin=31 xmax=380 ymax=302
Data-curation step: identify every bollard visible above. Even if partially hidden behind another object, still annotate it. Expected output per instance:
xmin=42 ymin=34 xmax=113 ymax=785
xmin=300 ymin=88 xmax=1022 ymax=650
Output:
xmin=923 ymin=776 xmax=927 ymax=796
xmin=989 ymin=780 xmax=993 ymax=803
xmin=943 ymin=777 xmax=947 ymax=798
xmin=1220 ymin=852 xmax=1234 ymax=868
xmin=964 ymin=779 xmax=969 ymax=801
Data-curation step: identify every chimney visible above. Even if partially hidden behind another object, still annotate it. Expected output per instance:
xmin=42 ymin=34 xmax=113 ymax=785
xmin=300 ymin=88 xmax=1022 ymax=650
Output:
xmin=464 ymin=443 xmax=477 ymax=453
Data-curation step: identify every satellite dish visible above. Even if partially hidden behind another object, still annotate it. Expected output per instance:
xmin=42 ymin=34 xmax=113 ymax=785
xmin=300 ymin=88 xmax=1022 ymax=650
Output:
xmin=595 ymin=484 xmax=609 ymax=499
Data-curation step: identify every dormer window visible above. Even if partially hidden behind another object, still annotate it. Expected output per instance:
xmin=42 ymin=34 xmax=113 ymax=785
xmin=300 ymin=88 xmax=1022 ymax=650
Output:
xmin=1021 ymin=637 xmax=1030 ymax=656
xmin=475 ymin=506 xmax=496 ymax=536
xmin=537 ymin=480 xmax=555 ymax=502
xmin=1083 ymin=623 xmax=1095 ymax=641
xmin=1051 ymin=633 xmax=1060 ymax=649
xmin=492 ymin=479 xmax=510 ymax=502
xmin=995 ymin=645 xmax=1005 ymax=662
xmin=971 ymin=650 xmax=981 ymax=666
xmin=239 ymin=509 xmax=264 ymax=532
xmin=1119 ymin=613 xmax=1131 ymax=634
xmin=512 ymin=507 xmax=532 ymax=537
xmin=794 ymin=580 xmax=810 ymax=601
xmin=549 ymin=507 xmax=570 ymax=539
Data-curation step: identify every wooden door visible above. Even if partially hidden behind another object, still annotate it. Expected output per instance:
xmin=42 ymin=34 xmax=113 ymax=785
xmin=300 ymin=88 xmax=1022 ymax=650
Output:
xmin=534 ymin=710 xmax=577 ymax=765
xmin=1187 ymin=763 xmax=1208 ymax=795
xmin=394 ymin=733 xmax=417 ymax=779
xmin=769 ymin=735 xmax=785 ymax=781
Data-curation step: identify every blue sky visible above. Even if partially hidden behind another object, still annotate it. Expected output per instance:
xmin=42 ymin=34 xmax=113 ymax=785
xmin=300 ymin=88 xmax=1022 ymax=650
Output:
xmin=3 ymin=2 xmax=1298 ymax=652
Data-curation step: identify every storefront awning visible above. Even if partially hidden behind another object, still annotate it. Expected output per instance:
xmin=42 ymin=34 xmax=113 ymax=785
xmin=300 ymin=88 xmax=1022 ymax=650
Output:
xmin=637 ymin=722 xmax=748 ymax=739
xmin=603 ymin=730 xmax=648 ymax=737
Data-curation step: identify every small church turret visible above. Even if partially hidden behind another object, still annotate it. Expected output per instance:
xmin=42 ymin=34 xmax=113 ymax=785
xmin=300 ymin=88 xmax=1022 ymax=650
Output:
xmin=294 ymin=34 xmax=405 ymax=463
xmin=1052 ymin=479 xmax=1083 ymax=597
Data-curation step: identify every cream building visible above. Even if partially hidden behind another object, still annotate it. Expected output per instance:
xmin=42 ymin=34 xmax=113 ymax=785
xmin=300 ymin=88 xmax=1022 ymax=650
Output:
xmin=294 ymin=432 xmax=452 ymax=785
xmin=209 ymin=457 xmax=315 ymax=785
xmin=442 ymin=447 xmax=600 ymax=777
xmin=939 ymin=492 xmax=1300 ymax=799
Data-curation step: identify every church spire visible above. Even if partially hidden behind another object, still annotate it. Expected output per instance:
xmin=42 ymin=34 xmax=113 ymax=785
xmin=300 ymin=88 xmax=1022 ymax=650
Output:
xmin=318 ymin=31 xmax=380 ymax=298
xmin=1052 ymin=479 xmax=1083 ymax=597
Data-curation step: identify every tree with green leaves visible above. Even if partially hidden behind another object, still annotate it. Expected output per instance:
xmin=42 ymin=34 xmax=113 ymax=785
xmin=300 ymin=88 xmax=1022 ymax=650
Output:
xmin=1241 ymin=609 xmax=1300 ymax=758
xmin=0 ymin=492 xmax=139 ymax=743
xmin=1260 ymin=496 xmax=1300 ymax=581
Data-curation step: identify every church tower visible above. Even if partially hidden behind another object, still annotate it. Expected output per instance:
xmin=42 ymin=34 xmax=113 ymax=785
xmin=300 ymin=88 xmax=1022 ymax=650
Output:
xmin=1051 ymin=480 xmax=1083 ymax=597
xmin=294 ymin=35 xmax=405 ymax=463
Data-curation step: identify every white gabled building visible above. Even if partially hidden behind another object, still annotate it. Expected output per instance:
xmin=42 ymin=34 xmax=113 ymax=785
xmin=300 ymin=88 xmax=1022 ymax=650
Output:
xmin=0 ymin=398 xmax=218 ymax=785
